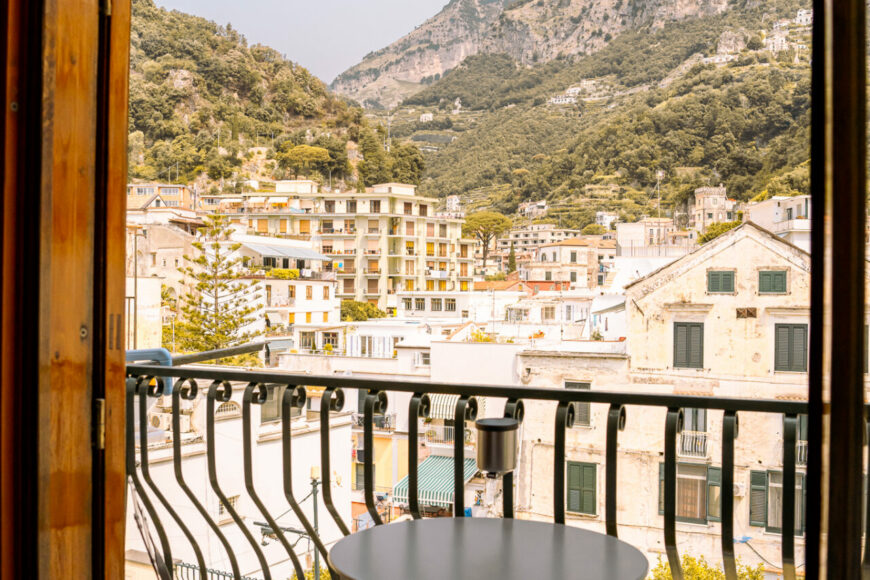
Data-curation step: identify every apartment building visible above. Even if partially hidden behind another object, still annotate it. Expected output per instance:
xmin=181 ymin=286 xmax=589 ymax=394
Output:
xmin=519 ymin=238 xmax=616 ymax=289
xmin=127 ymin=183 xmax=195 ymax=210
xmin=496 ymin=224 xmax=583 ymax=254
xmin=743 ymin=194 xmax=811 ymax=252
xmin=616 ymin=217 xmax=695 ymax=257
xmin=205 ymin=182 xmax=475 ymax=309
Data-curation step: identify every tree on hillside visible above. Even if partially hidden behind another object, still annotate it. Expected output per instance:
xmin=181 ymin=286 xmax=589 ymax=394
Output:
xmin=341 ymin=300 xmax=387 ymax=322
xmin=277 ymin=144 xmax=331 ymax=178
xmin=507 ymin=242 xmax=517 ymax=273
xmin=462 ymin=211 xmax=512 ymax=268
xmin=698 ymin=220 xmax=742 ymax=244
xmin=175 ymin=215 xmax=261 ymax=359
xmin=581 ymin=224 xmax=606 ymax=235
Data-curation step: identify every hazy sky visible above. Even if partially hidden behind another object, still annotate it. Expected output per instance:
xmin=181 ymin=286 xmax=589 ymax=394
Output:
xmin=155 ymin=0 xmax=448 ymax=83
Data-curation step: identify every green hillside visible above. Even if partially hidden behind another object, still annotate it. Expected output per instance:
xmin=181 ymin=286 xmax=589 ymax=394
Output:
xmin=127 ymin=0 xmax=423 ymax=190
xmin=393 ymin=0 xmax=812 ymax=227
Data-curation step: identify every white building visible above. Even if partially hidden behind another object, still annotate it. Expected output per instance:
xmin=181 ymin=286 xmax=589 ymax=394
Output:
xmin=419 ymin=113 xmax=434 ymax=122
xmin=517 ymin=200 xmax=549 ymax=218
xmin=520 ymin=238 xmax=616 ymax=289
xmin=743 ymin=195 xmax=811 ymax=252
xmin=795 ymin=8 xmax=813 ymax=26
xmin=548 ymin=95 xmax=578 ymax=105
xmin=446 ymin=195 xmax=462 ymax=213
xmin=396 ymin=290 xmax=527 ymax=323
xmin=595 ymin=211 xmax=619 ymax=230
xmin=497 ymin=224 xmax=583 ymax=254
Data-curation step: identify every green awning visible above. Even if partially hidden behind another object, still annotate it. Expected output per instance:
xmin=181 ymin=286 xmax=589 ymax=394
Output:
xmin=392 ymin=456 xmax=477 ymax=509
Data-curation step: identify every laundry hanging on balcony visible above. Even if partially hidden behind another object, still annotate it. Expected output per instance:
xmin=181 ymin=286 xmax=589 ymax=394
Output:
xmin=427 ymin=393 xmax=486 ymax=420
xmin=392 ymin=456 xmax=477 ymax=509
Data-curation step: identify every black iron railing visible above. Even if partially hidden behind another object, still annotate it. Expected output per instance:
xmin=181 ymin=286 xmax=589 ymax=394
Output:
xmin=126 ymin=363 xmax=821 ymax=580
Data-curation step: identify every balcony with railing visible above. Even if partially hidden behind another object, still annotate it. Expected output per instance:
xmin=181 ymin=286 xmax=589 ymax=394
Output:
xmin=126 ymin=353 xmax=818 ymax=580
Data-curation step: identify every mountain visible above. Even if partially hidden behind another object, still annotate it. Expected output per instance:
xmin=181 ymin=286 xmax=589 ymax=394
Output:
xmin=383 ymin=0 xmax=811 ymax=229
xmin=127 ymin=0 xmax=424 ymax=191
xmin=331 ymin=0 xmax=730 ymax=108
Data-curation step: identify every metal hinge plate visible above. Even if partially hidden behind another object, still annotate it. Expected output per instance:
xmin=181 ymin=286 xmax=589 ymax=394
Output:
xmin=94 ymin=398 xmax=106 ymax=449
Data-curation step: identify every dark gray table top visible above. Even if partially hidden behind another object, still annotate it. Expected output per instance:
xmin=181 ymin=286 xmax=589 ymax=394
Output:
xmin=328 ymin=517 xmax=649 ymax=580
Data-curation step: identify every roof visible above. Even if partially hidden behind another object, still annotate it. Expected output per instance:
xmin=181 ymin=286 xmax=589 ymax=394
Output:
xmin=392 ymin=456 xmax=477 ymax=508
xmin=473 ymin=280 xmax=526 ymax=292
xmin=622 ymin=222 xmax=810 ymax=292
xmin=241 ymin=242 xmax=330 ymax=262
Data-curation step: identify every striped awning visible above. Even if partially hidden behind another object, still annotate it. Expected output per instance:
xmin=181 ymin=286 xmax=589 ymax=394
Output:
xmin=392 ymin=456 xmax=477 ymax=509
xmin=247 ymin=196 xmax=266 ymax=203
xmin=428 ymin=393 xmax=486 ymax=420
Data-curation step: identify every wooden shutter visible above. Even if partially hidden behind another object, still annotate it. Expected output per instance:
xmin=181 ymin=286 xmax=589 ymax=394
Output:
xmin=674 ymin=323 xmax=689 ymax=367
xmin=749 ymin=471 xmax=767 ymax=526
xmin=707 ymin=467 xmax=722 ymax=522
xmin=688 ymin=323 xmax=703 ymax=368
xmin=773 ymin=271 xmax=787 ymax=293
xmin=759 ymin=271 xmax=772 ymax=293
xmin=279 ymin=219 xmax=287 ymax=233
xmin=567 ymin=463 xmax=582 ymax=513
xmin=792 ymin=324 xmax=808 ymax=371
xmin=299 ymin=220 xmax=310 ymax=234
xmin=722 ymin=271 xmax=734 ymax=292
xmin=707 ymin=271 xmax=721 ymax=292
xmin=775 ymin=324 xmax=791 ymax=371
xmin=581 ymin=463 xmax=597 ymax=515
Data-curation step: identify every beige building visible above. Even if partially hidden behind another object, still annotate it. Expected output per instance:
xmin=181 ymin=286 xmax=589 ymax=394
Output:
xmin=690 ymin=185 xmax=740 ymax=234
xmin=496 ymin=223 xmax=583 ymax=254
xmin=203 ymin=181 xmax=475 ymax=309
xmin=520 ymin=238 xmax=616 ymax=289
xmin=127 ymin=183 xmax=195 ymax=210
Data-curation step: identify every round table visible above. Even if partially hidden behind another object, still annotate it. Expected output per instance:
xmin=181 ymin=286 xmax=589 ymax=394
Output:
xmin=328 ymin=518 xmax=649 ymax=580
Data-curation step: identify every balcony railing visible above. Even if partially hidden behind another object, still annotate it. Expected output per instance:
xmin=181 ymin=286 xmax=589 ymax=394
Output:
xmin=126 ymin=362 xmax=814 ymax=580
xmin=678 ymin=430 xmax=708 ymax=458
xmin=352 ymin=412 xmax=397 ymax=431
xmin=421 ymin=424 xmax=475 ymax=446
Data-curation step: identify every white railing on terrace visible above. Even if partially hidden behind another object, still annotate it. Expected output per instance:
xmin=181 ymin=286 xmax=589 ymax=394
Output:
xmin=421 ymin=425 xmax=475 ymax=446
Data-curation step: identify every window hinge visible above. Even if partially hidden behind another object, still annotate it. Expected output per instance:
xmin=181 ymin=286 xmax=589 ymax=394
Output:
xmin=100 ymin=0 xmax=112 ymax=16
xmin=94 ymin=398 xmax=106 ymax=450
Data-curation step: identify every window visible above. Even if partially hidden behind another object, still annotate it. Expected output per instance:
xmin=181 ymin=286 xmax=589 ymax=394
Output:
xmin=406 ymin=221 xmax=415 ymax=236
xmin=545 ymin=271 xmax=552 ymax=281
xmin=707 ymin=271 xmax=734 ymax=293
xmin=402 ymin=297 xmax=412 ymax=310
xmin=404 ymin=202 xmax=413 ymax=215
xmin=324 ymin=201 xmax=335 ymax=213
xmin=415 ymin=298 xmax=425 ymax=311
xmin=371 ymin=200 xmax=381 ymax=213
xmin=417 ymin=352 xmax=431 ymax=366
xmin=570 ymin=271 xmax=577 ymax=283
xmin=775 ymin=323 xmax=808 ymax=372
xmin=565 ymin=381 xmax=591 ymax=427
xmin=759 ymin=270 xmax=787 ymax=294
xmin=439 ymin=224 xmax=447 ymax=237
xmin=673 ymin=322 xmax=703 ymax=369
xmin=354 ymin=463 xmax=371 ymax=491
xmin=299 ymin=332 xmax=315 ymax=350
xmin=750 ymin=471 xmax=805 ymax=534
xmin=658 ymin=463 xmax=721 ymax=524
xmin=218 ymin=495 xmax=240 ymax=521
xmin=322 ymin=286 xmax=329 ymax=299
xmin=431 ymin=298 xmax=442 ymax=311
xmin=323 ymin=312 xmax=329 ymax=322
xmin=419 ymin=204 xmax=428 ymax=217
xmin=306 ymin=286 xmax=313 ymax=300
xmin=260 ymin=385 xmax=299 ymax=424
xmin=570 ymin=251 xmax=577 ymax=263
xmin=323 ymin=332 xmax=338 ymax=347
xmin=305 ymin=312 xmax=312 ymax=323
xmin=347 ymin=201 xmax=357 ymax=213
xmin=427 ymin=223 xmax=435 ymax=236
xmin=445 ymin=298 xmax=457 ymax=312
xmin=542 ymin=306 xmax=556 ymax=321
xmin=567 ymin=462 xmax=596 ymax=515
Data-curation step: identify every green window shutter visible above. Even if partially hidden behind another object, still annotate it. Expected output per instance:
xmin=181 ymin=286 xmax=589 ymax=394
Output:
xmin=773 ymin=271 xmax=787 ymax=293
xmin=775 ymin=324 xmax=791 ymax=371
xmin=707 ymin=271 xmax=720 ymax=292
xmin=567 ymin=462 xmax=582 ymax=513
xmin=722 ymin=271 xmax=734 ymax=292
xmin=688 ymin=323 xmax=704 ymax=368
xmin=581 ymin=463 xmax=597 ymax=515
xmin=749 ymin=470 xmax=767 ymax=526
xmin=707 ymin=467 xmax=722 ymax=522
xmin=674 ymin=323 xmax=688 ymax=367
xmin=792 ymin=325 xmax=808 ymax=372
xmin=658 ymin=463 xmax=665 ymax=515
xmin=759 ymin=271 xmax=772 ymax=293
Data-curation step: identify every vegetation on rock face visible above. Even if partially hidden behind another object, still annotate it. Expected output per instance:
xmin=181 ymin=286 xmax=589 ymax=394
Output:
xmin=127 ymin=0 xmax=423 ymax=189
xmin=698 ymin=220 xmax=743 ymax=244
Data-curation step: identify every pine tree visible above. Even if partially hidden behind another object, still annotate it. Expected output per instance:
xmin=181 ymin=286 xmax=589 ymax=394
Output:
xmin=175 ymin=215 xmax=261 ymax=355
xmin=507 ymin=242 xmax=517 ymax=274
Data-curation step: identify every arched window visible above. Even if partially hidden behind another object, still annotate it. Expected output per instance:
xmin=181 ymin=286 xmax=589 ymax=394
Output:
xmin=215 ymin=401 xmax=241 ymax=419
